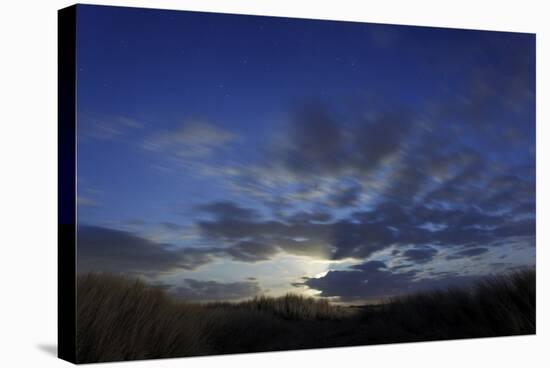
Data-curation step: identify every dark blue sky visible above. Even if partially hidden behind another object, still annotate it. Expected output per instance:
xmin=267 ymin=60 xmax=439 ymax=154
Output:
xmin=76 ymin=4 xmax=535 ymax=302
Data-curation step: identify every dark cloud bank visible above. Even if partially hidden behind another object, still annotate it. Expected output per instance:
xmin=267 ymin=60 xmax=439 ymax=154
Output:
xmin=77 ymin=225 xmax=263 ymax=300
xmin=298 ymin=261 xmax=482 ymax=302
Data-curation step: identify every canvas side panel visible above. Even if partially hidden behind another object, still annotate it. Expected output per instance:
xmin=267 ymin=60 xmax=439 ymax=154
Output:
xmin=58 ymin=4 xmax=77 ymax=364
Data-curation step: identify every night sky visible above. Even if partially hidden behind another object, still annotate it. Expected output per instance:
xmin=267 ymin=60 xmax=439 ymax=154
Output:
xmin=76 ymin=5 xmax=535 ymax=303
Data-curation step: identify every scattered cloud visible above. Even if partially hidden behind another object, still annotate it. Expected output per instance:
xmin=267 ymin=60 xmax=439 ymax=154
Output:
xmin=299 ymin=260 xmax=481 ymax=302
xmin=446 ymin=247 xmax=489 ymax=260
xmin=194 ymin=199 xmax=534 ymax=263
xmin=402 ymin=246 xmax=438 ymax=264
xmin=81 ymin=115 xmax=144 ymax=140
xmin=195 ymin=200 xmax=260 ymax=221
xmin=276 ymin=103 xmax=414 ymax=179
xmin=226 ymin=240 xmax=280 ymax=262
xmin=144 ymin=121 xmax=239 ymax=159
xmin=77 ymin=196 xmax=98 ymax=207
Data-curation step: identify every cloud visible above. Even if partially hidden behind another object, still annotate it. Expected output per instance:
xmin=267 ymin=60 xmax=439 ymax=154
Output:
xmin=492 ymin=218 xmax=535 ymax=239
xmin=77 ymin=224 xmax=287 ymax=276
xmin=402 ymin=246 xmax=438 ymax=264
xmin=197 ymin=217 xmax=332 ymax=259
xmin=277 ymin=103 xmax=414 ymax=179
xmin=446 ymin=247 xmax=489 ymax=260
xmin=350 ymin=260 xmax=387 ymax=271
xmin=281 ymin=102 xmax=348 ymax=176
xmin=328 ymin=181 xmax=362 ymax=207
xmin=144 ymin=121 xmax=239 ymax=159
xmin=281 ymin=210 xmax=333 ymax=224
xmin=77 ymin=225 xmax=186 ymax=275
xmin=300 ymin=260 xmax=480 ymax=302
xmin=477 ymin=171 xmax=535 ymax=214
xmin=352 ymin=111 xmax=413 ymax=172
xmin=218 ymin=88 xmax=533 ymax=219
xmin=225 ymin=240 xmax=280 ymax=262
xmin=212 ymin=102 xmax=416 ymax=211
xmin=81 ymin=115 xmax=144 ymax=140
xmin=77 ymin=225 xmax=233 ymax=275
xmin=195 ymin=200 xmax=260 ymax=221
xmin=159 ymin=222 xmax=185 ymax=231
xmin=177 ymin=248 xmax=219 ymax=271
xmin=419 ymin=32 xmax=534 ymax=141
xmin=351 ymin=201 xmax=409 ymax=226
xmin=77 ymin=196 xmax=97 ymax=207
xmin=329 ymin=219 xmax=398 ymax=259
xmin=193 ymin=197 xmax=535 ymax=265
xmin=167 ymin=279 xmax=261 ymax=301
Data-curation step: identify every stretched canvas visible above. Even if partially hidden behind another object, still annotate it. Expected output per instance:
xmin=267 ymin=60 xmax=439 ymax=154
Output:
xmin=58 ymin=4 xmax=536 ymax=364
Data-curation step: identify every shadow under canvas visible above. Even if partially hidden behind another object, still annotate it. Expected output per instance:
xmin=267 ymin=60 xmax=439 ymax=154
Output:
xmin=37 ymin=344 xmax=57 ymax=357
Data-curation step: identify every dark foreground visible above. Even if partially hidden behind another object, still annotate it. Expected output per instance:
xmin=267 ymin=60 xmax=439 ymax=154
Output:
xmin=76 ymin=270 xmax=535 ymax=363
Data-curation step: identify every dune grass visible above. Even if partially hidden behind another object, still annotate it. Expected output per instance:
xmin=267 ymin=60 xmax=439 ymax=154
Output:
xmin=76 ymin=269 xmax=535 ymax=363
xmin=369 ymin=270 xmax=535 ymax=340
xmin=208 ymin=294 xmax=354 ymax=320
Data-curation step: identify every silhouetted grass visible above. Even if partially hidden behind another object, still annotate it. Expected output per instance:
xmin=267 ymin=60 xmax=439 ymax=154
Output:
xmin=367 ymin=269 xmax=535 ymax=341
xmin=76 ymin=269 xmax=535 ymax=363
xmin=208 ymin=294 xmax=354 ymax=320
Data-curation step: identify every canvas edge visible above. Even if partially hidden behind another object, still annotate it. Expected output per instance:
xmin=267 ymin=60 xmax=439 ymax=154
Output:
xmin=58 ymin=4 xmax=77 ymax=364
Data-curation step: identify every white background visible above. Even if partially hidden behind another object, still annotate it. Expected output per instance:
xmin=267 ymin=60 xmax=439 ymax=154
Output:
xmin=0 ymin=0 xmax=548 ymax=366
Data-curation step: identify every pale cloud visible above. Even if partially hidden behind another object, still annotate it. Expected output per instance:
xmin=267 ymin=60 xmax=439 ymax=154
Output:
xmin=81 ymin=115 xmax=144 ymax=140
xmin=143 ymin=121 xmax=239 ymax=159
xmin=77 ymin=196 xmax=98 ymax=207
